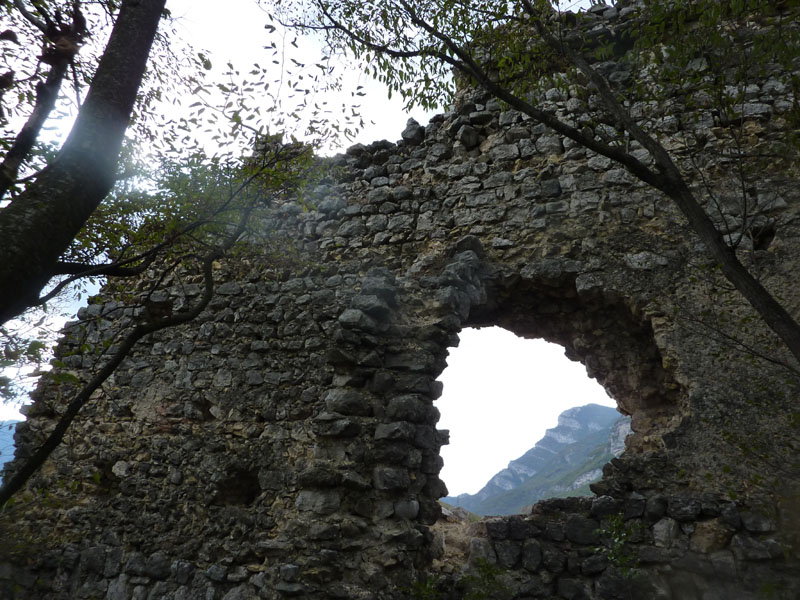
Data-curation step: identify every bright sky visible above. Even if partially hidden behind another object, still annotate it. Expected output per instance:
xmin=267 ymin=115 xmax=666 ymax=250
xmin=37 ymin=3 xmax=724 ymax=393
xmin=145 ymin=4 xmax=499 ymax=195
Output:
xmin=167 ymin=0 xmax=437 ymax=152
xmin=0 ymin=398 xmax=24 ymax=420
xmin=436 ymin=328 xmax=614 ymax=495
xmin=165 ymin=0 xmax=593 ymax=147
xmin=2 ymin=1 xmax=611 ymax=493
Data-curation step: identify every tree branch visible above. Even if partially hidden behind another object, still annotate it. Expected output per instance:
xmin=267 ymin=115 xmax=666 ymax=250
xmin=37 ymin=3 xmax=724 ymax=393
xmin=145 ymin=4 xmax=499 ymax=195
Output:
xmin=0 ymin=255 xmax=215 ymax=508
xmin=0 ymin=200 xmax=255 ymax=508
xmin=0 ymin=138 xmax=308 ymax=506
xmin=0 ymin=60 xmax=70 ymax=200
xmin=12 ymin=0 xmax=48 ymax=34
xmin=50 ymin=259 xmax=152 ymax=277
xmin=0 ymin=0 xmax=167 ymax=325
xmin=34 ymin=253 xmax=159 ymax=307
xmin=311 ymin=0 xmax=800 ymax=364
xmin=521 ymin=0 xmax=800 ymax=364
xmin=314 ymin=0 xmax=667 ymax=190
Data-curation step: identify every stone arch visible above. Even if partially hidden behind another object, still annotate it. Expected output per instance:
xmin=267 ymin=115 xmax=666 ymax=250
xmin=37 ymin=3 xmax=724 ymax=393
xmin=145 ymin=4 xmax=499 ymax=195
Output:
xmin=466 ymin=259 xmax=683 ymax=451
xmin=409 ymin=241 xmax=683 ymax=462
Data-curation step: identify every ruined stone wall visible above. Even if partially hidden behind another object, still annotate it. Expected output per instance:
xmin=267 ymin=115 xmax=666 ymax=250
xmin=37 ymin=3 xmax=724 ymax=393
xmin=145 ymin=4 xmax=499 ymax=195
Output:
xmin=2 ymin=5 xmax=800 ymax=598
xmin=432 ymin=493 xmax=792 ymax=600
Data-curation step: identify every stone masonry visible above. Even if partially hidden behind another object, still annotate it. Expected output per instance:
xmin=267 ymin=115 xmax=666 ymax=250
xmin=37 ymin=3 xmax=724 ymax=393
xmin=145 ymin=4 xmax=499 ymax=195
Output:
xmin=2 ymin=2 xmax=800 ymax=598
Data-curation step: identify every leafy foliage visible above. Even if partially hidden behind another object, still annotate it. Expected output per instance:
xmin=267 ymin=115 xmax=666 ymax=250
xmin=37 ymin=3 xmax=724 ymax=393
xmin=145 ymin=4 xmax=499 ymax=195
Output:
xmin=406 ymin=559 xmax=511 ymax=600
xmin=272 ymin=0 xmax=800 ymax=368
xmin=462 ymin=558 xmax=511 ymax=600
xmin=406 ymin=574 xmax=443 ymax=600
xmin=596 ymin=513 xmax=641 ymax=576
xmin=0 ymin=0 xmax=340 ymax=409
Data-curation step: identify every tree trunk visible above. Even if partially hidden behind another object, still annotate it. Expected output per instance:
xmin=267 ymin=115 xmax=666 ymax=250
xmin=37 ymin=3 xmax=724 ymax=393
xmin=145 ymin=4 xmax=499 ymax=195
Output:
xmin=0 ymin=0 xmax=167 ymax=325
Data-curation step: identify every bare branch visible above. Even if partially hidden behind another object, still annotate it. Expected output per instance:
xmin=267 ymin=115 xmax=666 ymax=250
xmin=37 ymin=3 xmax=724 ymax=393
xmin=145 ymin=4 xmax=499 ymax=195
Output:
xmin=0 ymin=198 xmax=256 ymax=508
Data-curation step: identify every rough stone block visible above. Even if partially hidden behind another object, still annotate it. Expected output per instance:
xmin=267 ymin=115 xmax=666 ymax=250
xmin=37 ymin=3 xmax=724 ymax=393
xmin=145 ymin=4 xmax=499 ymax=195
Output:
xmin=106 ymin=575 xmax=130 ymax=600
xmin=490 ymin=143 xmax=520 ymax=162
xmin=741 ymin=511 xmax=775 ymax=533
xmin=386 ymin=395 xmax=429 ymax=423
xmin=374 ymin=421 xmax=416 ymax=441
xmin=468 ymin=538 xmax=497 ymax=566
xmin=494 ymin=540 xmax=521 ymax=569
xmin=545 ymin=521 xmax=566 ymax=542
xmin=581 ymin=554 xmax=608 ymax=575
xmin=373 ymin=467 xmax=410 ymax=490
xmin=557 ymin=577 xmax=590 ymax=600
xmin=546 ymin=200 xmax=569 ymax=214
xmin=144 ymin=552 xmax=171 ymax=580
xmin=645 ymin=495 xmax=668 ymax=521
xmin=401 ymin=158 xmax=423 ymax=172
xmin=485 ymin=518 xmax=510 ymax=540
xmin=708 ymin=550 xmax=737 ymax=577
xmin=387 ymin=214 xmax=415 ymax=232
xmin=338 ymin=308 xmax=384 ymax=334
xmin=123 ymin=553 xmax=147 ymax=576
xmin=730 ymin=534 xmax=773 ymax=561
xmin=352 ymin=294 xmax=394 ymax=321
xmin=468 ymin=110 xmax=494 ymax=125
xmin=521 ymin=539 xmax=543 ymax=572
xmin=624 ymin=493 xmax=646 ymax=519
xmin=624 ymin=251 xmax=669 ymax=270
xmin=719 ymin=503 xmax=741 ymax=530
xmin=591 ymin=496 xmax=622 ymax=518
xmin=565 ymin=516 xmax=600 ymax=545
xmin=498 ymin=110 xmax=520 ymax=126
xmin=542 ymin=544 xmax=566 ymax=573
xmin=393 ymin=500 xmax=420 ymax=520
xmin=507 ymin=516 xmax=540 ymax=540
xmin=325 ymin=389 xmax=372 ymax=416
xmin=170 ymin=560 xmax=193 ymax=585
xmin=274 ymin=582 xmax=306 ymax=596
xmin=652 ymin=517 xmax=681 ymax=548
xmin=378 ymin=201 xmax=398 ymax=214
xmin=741 ymin=102 xmax=771 ymax=118
xmin=78 ymin=547 xmax=105 ymax=575
xmin=667 ymin=496 xmax=702 ymax=521
xmin=295 ymin=490 xmax=341 ymax=515
xmin=428 ymin=143 xmax=453 ymax=162
xmin=401 ymin=118 xmax=425 ymax=145
xmin=384 ymin=351 xmax=435 ymax=372
xmin=505 ymin=126 xmax=530 ymax=143
xmin=216 ymin=282 xmax=242 ymax=295
xmin=313 ymin=416 xmax=361 ymax=438
xmin=535 ymin=134 xmax=564 ymax=155
xmin=690 ymin=519 xmax=734 ymax=554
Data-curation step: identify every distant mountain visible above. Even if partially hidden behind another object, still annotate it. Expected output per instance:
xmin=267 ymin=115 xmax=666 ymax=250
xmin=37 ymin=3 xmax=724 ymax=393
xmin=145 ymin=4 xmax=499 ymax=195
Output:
xmin=0 ymin=420 xmax=19 ymax=483
xmin=443 ymin=404 xmax=631 ymax=516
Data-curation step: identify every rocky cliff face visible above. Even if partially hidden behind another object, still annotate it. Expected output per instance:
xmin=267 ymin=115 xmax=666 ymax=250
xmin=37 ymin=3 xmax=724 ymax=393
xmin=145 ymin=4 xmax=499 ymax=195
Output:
xmin=1 ymin=2 xmax=799 ymax=599
xmin=444 ymin=404 xmax=630 ymax=515
xmin=607 ymin=412 xmax=630 ymax=456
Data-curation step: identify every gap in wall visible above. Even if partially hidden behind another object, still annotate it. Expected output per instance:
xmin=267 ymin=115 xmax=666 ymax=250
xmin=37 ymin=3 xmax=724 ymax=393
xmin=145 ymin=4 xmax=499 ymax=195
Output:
xmin=435 ymin=326 xmax=621 ymax=515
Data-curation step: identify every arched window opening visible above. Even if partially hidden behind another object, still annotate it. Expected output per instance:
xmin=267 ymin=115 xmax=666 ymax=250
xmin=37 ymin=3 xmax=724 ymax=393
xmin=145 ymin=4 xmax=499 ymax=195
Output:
xmin=436 ymin=326 xmax=630 ymax=516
